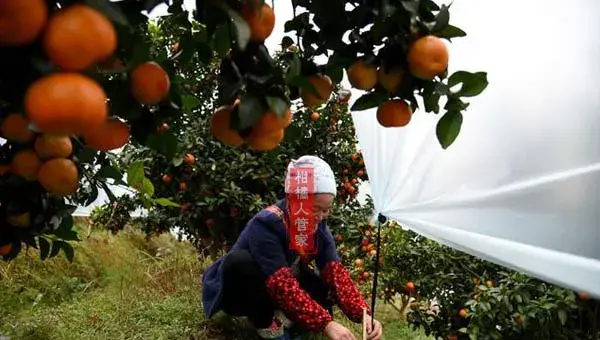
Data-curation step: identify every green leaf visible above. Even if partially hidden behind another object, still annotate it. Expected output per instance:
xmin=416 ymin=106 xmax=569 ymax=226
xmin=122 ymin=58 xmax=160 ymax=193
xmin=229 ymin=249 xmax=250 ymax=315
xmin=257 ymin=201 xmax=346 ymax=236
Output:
xmin=97 ymin=164 xmax=123 ymax=183
xmin=76 ymin=147 xmax=97 ymax=164
xmin=146 ymin=132 xmax=178 ymax=160
xmin=58 ymin=241 xmax=74 ymax=263
xmin=325 ymin=65 xmax=344 ymax=84
xmin=172 ymin=155 xmax=184 ymax=167
xmin=558 ymin=309 xmax=567 ymax=326
xmin=350 ymin=92 xmax=388 ymax=111
xmin=49 ymin=241 xmax=61 ymax=258
xmin=38 ymin=237 xmax=50 ymax=260
xmin=448 ymin=71 xmax=489 ymax=97
xmin=153 ymin=197 xmax=181 ymax=207
xmin=216 ymin=3 xmax=251 ymax=50
xmin=182 ymin=94 xmax=201 ymax=111
xmin=422 ymin=83 xmax=441 ymax=113
xmin=213 ymin=24 xmax=231 ymax=58
xmin=141 ymin=178 xmax=155 ymax=197
xmin=236 ymin=95 xmax=265 ymax=130
xmin=127 ymin=161 xmax=145 ymax=188
xmin=266 ymin=96 xmax=289 ymax=118
xmin=431 ymin=4 xmax=450 ymax=33
xmin=436 ymin=110 xmax=463 ymax=149
xmin=85 ymin=0 xmax=129 ymax=26
xmin=440 ymin=25 xmax=467 ymax=40
xmin=281 ymin=36 xmax=295 ymax=49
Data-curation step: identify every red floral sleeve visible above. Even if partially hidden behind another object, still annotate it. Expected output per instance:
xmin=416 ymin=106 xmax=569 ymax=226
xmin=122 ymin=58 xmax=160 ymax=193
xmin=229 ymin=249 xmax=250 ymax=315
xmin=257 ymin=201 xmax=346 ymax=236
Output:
xmin=321 ymin=260 xmax=371 ymax=323
xmin=265 ymin=267 xmax=333 ymax=332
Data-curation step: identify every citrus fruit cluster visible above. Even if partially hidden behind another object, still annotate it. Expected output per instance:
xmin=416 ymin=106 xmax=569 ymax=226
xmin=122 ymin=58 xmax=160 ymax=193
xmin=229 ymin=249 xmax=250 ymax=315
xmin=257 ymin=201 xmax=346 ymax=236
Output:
xmin=346 ymin=35 xmax=449 ymax=128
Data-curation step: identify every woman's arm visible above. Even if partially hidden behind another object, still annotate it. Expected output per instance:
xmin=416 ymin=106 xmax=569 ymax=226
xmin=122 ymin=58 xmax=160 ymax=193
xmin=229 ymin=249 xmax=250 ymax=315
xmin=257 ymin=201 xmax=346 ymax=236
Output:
xmin=248 ymin=217 xmax=333 ymax=332
xmin=316 ymin=225 xmax=371 ymax=323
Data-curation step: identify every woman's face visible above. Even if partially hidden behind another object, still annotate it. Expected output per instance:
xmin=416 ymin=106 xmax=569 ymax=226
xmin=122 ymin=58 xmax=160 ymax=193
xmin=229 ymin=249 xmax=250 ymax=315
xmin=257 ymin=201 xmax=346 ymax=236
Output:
xmin=314 ymin=193 xmax=334 ymax=223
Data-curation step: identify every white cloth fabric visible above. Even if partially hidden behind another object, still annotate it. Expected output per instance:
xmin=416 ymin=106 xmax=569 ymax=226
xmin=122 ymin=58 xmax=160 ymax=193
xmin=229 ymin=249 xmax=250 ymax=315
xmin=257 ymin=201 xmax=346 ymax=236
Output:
xmin=350 ymin=0 xmax=600 ymax=299
xmin=285 ymin=155 xmax=336 ymax=195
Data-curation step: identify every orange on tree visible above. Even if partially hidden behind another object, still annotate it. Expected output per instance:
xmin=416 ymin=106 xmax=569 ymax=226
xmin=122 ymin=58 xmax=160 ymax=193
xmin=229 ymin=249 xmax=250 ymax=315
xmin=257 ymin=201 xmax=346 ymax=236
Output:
xmin=376 ymin=99 xmax=412 ymax=128
xmin=211 ymin=104 xmax=244 ymax=147
xmin=458 ymin=308 xmax=468 ymax=318
xmin=240 ymin=0 xmax=275 ymax=42
xmin=347 ymin=60 xmax=378 ymax=91
xmin=310 ymin=112 xmax=320 ymax=121
xmin=252 ymin=108 xmax=292 ymax=135
xmin=179 ymin=182 xmax=187 ymax=191
xmin=0 ymin=0 xmax=48 ymax=46
xmin=162 ymin=174 xmax=172 ymax=184
xmin=34 ymin=134 xmax=73 ymax=159
xmin=407 ymin=35 xmax=449 ymax=80
xmin=0 ymin=113 xmax=36 ymax=143
xmin=378 ymin=67 xmax=405 ymax=94
xmin=43 ymin=4 xmax=117 ymax=71
xmin=247 ymin=128 xmax=284 ymax=151
xmin=405 ymin=281 xmax=416 ymax=292
xmin=300 ymin=74 xmax=333 ymax=107
xmin=130 ymin=61 xmax=171 ymax=105
xmin=354 ymin=259 xmax=364 ymax=267
xmin=38 ymin=158 xmax=79 ymax=196
xmin=0 ymin=243 xmax=12 ymax=256
xmin=11 ymin=149 xmax=42 ymax=181
xmin=82 ymin=118 xmax=130 ymax=151
xmin=25 ymin=73 xmax=108 ymax=135
xmin=184 ymin=153 xmax=195 ymax=165
xmin=8 ymin=212 xmax=31 ymax=228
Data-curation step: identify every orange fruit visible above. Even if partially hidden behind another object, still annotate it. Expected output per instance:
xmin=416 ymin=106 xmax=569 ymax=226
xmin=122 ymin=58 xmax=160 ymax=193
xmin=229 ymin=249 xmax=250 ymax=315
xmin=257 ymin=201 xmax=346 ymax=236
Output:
xmin=43 ymin=4 xmax=117 ymax=71
xmin=240 ymin=1 xmax=275 ymax=42
xmin=405 ymin=282 xmax=416 ymax=292
xmin=38 ymin=158 xmax=79 ymax=196
xmin=179 ymin=182 xmax=187 ymax=191
xmin=253 ymin=109 xmax=292 ymax=135
xmin=184 ymin=153 xmax=195 ymax=165
xmin=347 ymin=60 xmax=378 ymax=91
xmin=211 ymin=105 xmax=244 ymax=147
xmin=407 ymin=35 xmax=449 ymax=80
xmin=11 ymin=149 xmax=42 ymax=181
xmin=0 ymin=113 xmax=35 ymax=143
xmin=378 ymin=67 xmax=405 ymax=93
xmin=458 ymin=309 xmax=468 ymax=318
xmin=301 ymin=74 xmax=333 ymax=107
xmin=247 ymin=128 xmax=284 ymax=151
xmin=34 ymin=134 xmax=73 ymax=159
xmin=0 ymin=243 xmax=12 ymax=256
xmin=310 ymin=112 xmax=320 ymax=121
xmin=0 ymin=0 xmax=48 ymax=46
xmin=25 ymin=73 xmax=108 ymax=135
xmin=82 ymin=118 xmax=130 ymax=151
xmin=8 ymin=212 xmax=31 ymax=228
xmin=130 ymin=61 xmax=171 ymax=105
xmin=376 ymin=99 xmax=412 ymax=127
xmin=162 ymin=174 xmax=172 ymax=184
xmin=578 ymin=292 xmax=590 ymax=301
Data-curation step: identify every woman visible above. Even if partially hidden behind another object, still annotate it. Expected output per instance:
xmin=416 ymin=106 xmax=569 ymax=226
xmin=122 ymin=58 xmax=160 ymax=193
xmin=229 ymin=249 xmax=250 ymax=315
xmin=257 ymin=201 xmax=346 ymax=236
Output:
xmin=202 ymin=155 xmax=383 ymax=340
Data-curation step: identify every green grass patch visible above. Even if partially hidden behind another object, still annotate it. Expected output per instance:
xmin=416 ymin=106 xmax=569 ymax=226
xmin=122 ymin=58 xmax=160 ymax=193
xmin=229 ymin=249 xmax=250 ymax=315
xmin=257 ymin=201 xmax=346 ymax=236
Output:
xmin=0 ymin=227 xmax=429 ymax=339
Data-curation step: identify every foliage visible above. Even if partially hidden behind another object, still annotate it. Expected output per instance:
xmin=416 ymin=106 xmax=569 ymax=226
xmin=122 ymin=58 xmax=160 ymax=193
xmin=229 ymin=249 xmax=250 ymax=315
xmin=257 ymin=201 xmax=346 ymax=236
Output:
xmin=89 ymin=194 xmax=141 ymax=234
xmin=336 ymin=222 xmax=600 ymax=339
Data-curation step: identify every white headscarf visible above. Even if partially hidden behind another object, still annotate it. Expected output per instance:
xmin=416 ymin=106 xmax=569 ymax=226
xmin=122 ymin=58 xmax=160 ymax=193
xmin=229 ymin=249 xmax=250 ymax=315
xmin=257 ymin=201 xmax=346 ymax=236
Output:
xmin=285 ymin=155 xmax=336 ymax=196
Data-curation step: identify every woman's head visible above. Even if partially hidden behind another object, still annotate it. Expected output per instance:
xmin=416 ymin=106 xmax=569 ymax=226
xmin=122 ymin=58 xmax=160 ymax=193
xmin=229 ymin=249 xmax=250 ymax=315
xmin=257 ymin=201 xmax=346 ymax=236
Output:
xmin=285 ymin=155 xmax=336 ymax=223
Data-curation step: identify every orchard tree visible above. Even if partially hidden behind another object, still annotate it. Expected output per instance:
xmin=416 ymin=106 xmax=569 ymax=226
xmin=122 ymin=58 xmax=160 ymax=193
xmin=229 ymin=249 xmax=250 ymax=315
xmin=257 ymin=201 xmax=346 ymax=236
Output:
xmin=0 ymin=0 xmax=487 ymax=264
xmin=336 ymin=222 xmax=600 ymax=339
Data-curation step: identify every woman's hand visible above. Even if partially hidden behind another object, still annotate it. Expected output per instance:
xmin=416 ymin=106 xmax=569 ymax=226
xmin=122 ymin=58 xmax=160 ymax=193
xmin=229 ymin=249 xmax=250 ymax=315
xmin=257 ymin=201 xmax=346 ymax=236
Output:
xmin=364 ymin=316 xmax=383 ymax=340
xmin=324 ymin=321 xmax=356 ymax=340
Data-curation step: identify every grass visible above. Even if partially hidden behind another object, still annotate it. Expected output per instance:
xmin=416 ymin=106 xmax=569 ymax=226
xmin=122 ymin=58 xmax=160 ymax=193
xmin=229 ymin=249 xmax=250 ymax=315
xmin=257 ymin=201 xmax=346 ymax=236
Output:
xmin=0 ymin=226 xmax=430 ymax=340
